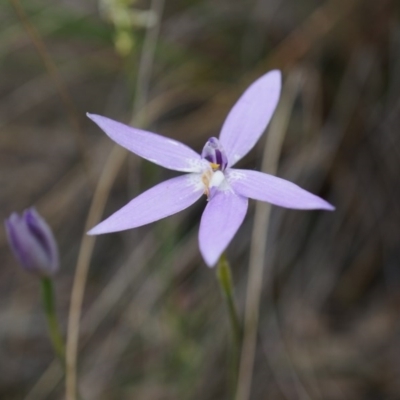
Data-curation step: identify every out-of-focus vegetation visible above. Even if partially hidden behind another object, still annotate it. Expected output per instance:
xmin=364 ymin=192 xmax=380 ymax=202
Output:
xmin=1 ymin=0 xmax=399 ymax=399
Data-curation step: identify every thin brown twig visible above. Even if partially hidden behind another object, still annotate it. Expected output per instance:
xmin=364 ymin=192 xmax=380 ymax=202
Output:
xmin=260 ymin=0 xmax=358 ymax=71
xmin=9 ymin=0 xmax=94 ymax=187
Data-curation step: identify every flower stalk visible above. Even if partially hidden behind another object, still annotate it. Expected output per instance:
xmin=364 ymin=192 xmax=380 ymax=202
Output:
xmin=41 ymin=277 xmax=65 ymax=364
xmin=216 ymin=254 xmax=242 ymax=350
xmin=216 ymin=254 xmax=243 ymax=378
xmin=216 ymin=254 xmax=242 ymax=393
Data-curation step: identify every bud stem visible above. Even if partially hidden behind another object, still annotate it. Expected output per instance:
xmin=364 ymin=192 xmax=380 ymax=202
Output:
xmin=41 ymin=277 xmax=66 ymax=364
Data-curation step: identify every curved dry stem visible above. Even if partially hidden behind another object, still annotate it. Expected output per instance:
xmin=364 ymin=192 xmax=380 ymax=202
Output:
xmin=65 ymin=145 xmax=127 ymax=400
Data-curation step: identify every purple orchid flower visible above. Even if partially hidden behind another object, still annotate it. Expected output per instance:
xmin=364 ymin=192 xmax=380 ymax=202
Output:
xmin=5 ymin=208 xmax=59 ymax=276
xmin=87 ymin=70 xmax=334 ymax=267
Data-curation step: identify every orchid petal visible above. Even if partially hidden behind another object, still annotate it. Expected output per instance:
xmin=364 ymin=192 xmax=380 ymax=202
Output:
xmin=228 ymin=169 xmax=335 ymax=210
xmin=87 ymin=113 xmax=202 ymax=173
xmin=88 ymin=174 xmax=203 ymax=235
xmin=199 ymin=190 xmax=248 ymax=267
xmin=219 ymin=70 xmax=281 ymax=167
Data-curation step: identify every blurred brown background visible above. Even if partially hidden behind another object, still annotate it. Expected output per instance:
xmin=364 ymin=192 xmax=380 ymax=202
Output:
xmin=1 ymin=0 xmax=400 ymax=399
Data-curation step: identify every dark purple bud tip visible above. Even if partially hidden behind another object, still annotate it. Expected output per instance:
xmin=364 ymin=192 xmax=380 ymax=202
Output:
xmin=4 ymin=208 xmax=59 ymax=277
xmin=201 ymin=137 xmax=228 ymax=171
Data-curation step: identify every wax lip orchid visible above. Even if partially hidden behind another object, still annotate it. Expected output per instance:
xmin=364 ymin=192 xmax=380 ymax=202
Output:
xmin=87 ymin=70 xmax=334 ymax=267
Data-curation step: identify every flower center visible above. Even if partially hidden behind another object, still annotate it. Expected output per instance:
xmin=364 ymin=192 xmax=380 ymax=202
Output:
xmin=201 ymin=137 xmax=228 ymax=171
xmin=200 ymin=137 xmax=228 ymax=198
xmin=201 ymin=169 xmax=225 ymax=198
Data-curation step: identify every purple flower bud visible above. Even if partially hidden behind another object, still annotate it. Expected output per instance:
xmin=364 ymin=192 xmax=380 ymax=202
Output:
xmin=201 ymin=137 xmax=228 ymax=171
xmin=4 ymin=208 xmax=59 ymax=277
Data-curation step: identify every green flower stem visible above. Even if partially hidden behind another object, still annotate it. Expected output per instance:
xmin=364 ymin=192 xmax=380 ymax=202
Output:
xmin=41 ymin=277 xmax=65 ymax=364
xmin=216 ymin=254 xmax=242 ymax=350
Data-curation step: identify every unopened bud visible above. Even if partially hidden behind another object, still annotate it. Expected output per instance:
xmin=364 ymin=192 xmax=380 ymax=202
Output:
xmin=5 ymin=208 xmax=59 ymax=277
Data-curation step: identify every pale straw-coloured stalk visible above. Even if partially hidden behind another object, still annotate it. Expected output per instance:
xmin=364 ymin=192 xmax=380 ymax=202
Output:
xmin=235 ymin=71 xmax=304 ymax=400
xmin=65 ymin=0 xmax=165 ymax=399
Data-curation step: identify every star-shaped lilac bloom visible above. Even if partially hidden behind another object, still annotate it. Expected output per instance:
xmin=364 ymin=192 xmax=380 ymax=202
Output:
xmin=87 ymin=70 xmax=334 ymax=267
